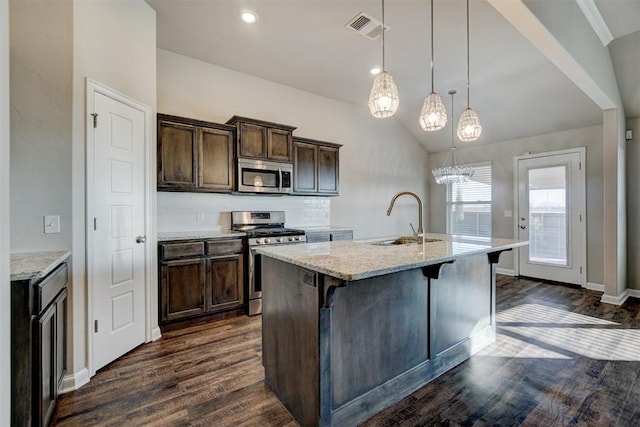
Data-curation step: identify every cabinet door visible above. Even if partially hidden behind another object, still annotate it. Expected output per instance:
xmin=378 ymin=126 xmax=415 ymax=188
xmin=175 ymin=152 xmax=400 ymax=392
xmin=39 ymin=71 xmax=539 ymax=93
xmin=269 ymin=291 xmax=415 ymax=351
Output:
xmin=318 ymin=146 xmax=339 ymax=194
xmin=207 ymin=254 xmax=244 ymax=313
xmin=54 ymin=289 xmax=67 ymax=393
xmin=33 ymin=303 xmax=56 ymax=427
xmin=267 ymin=128 xmax=293 ymax=162
xmin=238 ymin=122 xmax=267 ymax=159
xmin=306 ymin=232 xmax=330 ymax=243
xmin=330 ymin=230 xmax=353 ymax=241
xmin=158 ymin=120 xmax=197 ymax=189
xmin=199 ymin=127 xmax=234 ymax=191
xmin=293 ymin=142 xmax=317 ymax=193
xmin=160 ymin=258 xmax=207 ymax=322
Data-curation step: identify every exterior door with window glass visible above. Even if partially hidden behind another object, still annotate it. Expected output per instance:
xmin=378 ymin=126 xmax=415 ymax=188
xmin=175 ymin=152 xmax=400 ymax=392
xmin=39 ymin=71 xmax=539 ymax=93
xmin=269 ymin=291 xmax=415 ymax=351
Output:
xmin=516 ymin=151 xmax=585 ymax=285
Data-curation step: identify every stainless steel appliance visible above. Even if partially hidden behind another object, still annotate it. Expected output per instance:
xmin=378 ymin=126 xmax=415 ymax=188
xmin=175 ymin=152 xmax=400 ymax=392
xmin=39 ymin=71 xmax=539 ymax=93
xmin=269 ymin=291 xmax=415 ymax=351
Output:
xmin=236 ymin=159 xmax=293 ymax=194
xmin=231 ymin=211 xmax=306 ymax=315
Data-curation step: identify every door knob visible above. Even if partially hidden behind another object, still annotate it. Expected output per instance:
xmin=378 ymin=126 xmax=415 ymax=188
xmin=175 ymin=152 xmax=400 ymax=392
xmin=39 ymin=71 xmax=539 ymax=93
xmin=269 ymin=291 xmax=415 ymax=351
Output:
xmin=520 ymin=217 xmax=526 ymax=221
xmin=519 ymin=225 xmax=526 ymax=230
xmin=136 ymin=235 xmax=147 ymax=244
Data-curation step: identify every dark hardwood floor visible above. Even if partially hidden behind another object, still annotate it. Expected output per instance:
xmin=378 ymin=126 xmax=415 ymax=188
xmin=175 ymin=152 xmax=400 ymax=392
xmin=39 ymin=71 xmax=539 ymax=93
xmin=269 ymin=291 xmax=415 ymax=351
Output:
xmin=52 ymin=276 xmax=640 ymax=426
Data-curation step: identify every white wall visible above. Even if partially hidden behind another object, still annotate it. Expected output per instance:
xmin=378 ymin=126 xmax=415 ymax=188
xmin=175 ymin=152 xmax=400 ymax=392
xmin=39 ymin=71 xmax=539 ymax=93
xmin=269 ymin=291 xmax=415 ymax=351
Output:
xmin=428 ymin=125 xmax=604 ymax=284
xmin=626 ymin=117 xmax=640 ymax=290
xmin=1 ymin=1 xmax=11 ymax=423
xmin=157 ymin=49 xmax=429 ymax=239
xmin=72 ymin=0 xmax=156 ymax=385
xmin=9 ymin=0 xmax=73 ymax=252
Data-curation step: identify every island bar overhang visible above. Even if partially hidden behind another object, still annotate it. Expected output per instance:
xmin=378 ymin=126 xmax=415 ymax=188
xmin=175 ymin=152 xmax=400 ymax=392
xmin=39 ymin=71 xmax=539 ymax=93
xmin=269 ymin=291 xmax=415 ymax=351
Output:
xmin=259 ymin=236 xmax=526 ymax=426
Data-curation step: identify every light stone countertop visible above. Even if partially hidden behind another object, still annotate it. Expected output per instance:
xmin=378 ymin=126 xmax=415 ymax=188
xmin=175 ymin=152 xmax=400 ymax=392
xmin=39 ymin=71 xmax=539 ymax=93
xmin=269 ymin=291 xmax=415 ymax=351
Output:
xmin=157 ymin=230 xmax=246 ymax=242
xmin=11 ymin=250 xmax=72 ymax=282
xmin=256 ymin=233 xmax=528 ymax=281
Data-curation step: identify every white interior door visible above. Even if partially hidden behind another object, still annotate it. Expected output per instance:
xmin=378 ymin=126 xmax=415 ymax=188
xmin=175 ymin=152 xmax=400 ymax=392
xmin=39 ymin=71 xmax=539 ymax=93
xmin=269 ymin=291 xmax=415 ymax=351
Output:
xmin=516 ymin=150 xmax=585 ymax=286
xmin=90 ymin=90 xmax=146 ymax=371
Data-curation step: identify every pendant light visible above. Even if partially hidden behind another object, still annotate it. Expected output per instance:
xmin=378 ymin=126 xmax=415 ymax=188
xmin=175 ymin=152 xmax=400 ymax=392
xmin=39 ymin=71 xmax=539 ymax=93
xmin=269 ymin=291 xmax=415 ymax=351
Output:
xmin=433 ymin=90 xmax=474 ymax=185
xmin=368 ymin=0 xmax=399 ymax=118
xmin=457 ymin=0 xmax=482 ymax=142
xmin=418 ymin=0 xmax=447 ymax=131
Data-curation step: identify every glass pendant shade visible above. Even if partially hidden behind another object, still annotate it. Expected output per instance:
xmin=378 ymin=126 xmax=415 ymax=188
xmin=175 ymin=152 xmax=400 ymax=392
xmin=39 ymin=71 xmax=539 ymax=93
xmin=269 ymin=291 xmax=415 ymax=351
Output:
xmin=419 ymin=92 xmax=447 ymax=131
xmin=457 ymin=107 xmax=482 ymax=142
xmin=432 ymin=148 xmax=474 ymax=185
xmin=368 ymin=71 xmax=400 ymax=118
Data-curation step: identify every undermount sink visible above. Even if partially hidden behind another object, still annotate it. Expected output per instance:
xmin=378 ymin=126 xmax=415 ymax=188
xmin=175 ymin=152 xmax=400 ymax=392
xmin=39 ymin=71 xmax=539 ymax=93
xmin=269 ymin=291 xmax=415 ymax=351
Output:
xmin=370 ymin=236 xmax=442 ymax=246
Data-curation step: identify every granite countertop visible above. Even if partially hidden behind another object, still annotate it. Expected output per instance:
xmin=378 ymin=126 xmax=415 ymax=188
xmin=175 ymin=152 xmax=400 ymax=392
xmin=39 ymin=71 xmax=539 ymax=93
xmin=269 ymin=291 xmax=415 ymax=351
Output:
xmin=11 ymin=250 xmax=72 ymax=282
xmin=157 ymin=230 xmax=246 ymax=242
xmin=256 ymin=233 xmax=528 ymax=281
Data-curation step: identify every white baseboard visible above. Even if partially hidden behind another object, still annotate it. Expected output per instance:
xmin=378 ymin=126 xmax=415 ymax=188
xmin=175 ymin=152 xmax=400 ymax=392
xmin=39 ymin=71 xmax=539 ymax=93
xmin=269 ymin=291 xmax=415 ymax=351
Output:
xmin=496 ymin=268 xmax=515 ymax=276
xmin=600 ymin=289 xmax=629 ymax=306
xmin=60 ymin=367 xmax=90 ymax=394
xmin=151 ymin=326 xmax=162 ymax=341
xmin=627 ymin=289 xmax=640 ymax=299
xmin=586 ymin=282 xmax=605 ymax=292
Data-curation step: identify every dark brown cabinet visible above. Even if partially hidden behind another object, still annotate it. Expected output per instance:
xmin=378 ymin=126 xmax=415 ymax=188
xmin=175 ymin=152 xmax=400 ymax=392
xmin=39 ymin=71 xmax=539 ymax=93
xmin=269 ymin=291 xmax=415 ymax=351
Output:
xmin=158 ymin=114 xmax=235 ymax=192
xmin=11 ymin=258 xmax=69 ymax=427
xmin=293 ymin=137 xmax=341 ymax=195
xmin=226 ymin=116 xmax=296 ymax=163
xmin=159 ymin=237 xmax=245 ymax=326
xmin=306 ymin=229 xmax=353 ymax=243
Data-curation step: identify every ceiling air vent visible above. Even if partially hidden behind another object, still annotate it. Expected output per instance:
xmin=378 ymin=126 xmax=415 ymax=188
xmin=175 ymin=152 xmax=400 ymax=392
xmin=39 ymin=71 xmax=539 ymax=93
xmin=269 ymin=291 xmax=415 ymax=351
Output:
xmin=345 ymin=12 xmax=389 ymax=40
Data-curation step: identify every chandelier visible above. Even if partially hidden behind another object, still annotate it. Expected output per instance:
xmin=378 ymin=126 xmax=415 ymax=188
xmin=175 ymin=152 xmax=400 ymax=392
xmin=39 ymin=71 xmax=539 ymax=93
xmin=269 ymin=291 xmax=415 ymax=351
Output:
xmin=368 ymin=0 xmax=399 ymax=118
xmin=456 ymin=0 xmax=482 ymax=142
xmin=418 ymin=0 xmax=447 ymax=131
xmin=432 ymin=90 xmax=474 ymax=185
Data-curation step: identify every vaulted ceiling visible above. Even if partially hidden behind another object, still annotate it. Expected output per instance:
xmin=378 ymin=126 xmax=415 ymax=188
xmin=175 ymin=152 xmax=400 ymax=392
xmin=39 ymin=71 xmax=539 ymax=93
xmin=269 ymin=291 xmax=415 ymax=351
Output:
xmin=147 ymin=0 xmax=639 ymax=153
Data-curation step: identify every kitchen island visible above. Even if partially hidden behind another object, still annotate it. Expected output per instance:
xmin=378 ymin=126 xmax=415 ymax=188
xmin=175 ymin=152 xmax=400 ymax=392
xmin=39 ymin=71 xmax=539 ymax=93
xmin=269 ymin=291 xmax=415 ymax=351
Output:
xmin=257 ymin=234 xmax=527 ymax=427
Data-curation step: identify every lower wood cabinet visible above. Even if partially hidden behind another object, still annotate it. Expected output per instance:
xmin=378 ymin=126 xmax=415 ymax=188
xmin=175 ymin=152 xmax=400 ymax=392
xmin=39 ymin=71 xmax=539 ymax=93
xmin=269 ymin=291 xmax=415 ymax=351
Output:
xmin=306 ymin=229 xmax=353 ymax=243
xmin=11 ymin=259 xmax=69 ymax=427
xmin=159 ymin=237 xmax=245 ymax=325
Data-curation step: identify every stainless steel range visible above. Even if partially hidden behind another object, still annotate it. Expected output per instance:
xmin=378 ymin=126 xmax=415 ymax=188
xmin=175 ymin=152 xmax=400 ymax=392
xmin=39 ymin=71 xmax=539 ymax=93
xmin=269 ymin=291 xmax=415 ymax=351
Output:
xmin=231 ymin=211 xmax=306 ymax=316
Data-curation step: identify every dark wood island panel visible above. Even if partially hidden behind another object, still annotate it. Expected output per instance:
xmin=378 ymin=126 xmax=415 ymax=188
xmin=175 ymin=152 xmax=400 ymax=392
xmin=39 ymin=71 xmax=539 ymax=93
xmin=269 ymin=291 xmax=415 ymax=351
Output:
xmin=261 ymin=249 xmax=509 ymax=426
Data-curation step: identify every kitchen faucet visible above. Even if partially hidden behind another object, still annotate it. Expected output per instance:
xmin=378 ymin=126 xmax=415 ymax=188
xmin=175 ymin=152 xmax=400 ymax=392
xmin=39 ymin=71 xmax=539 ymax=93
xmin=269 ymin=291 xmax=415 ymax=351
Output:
xmin=386 ymin=191 xmax=424 ymax=244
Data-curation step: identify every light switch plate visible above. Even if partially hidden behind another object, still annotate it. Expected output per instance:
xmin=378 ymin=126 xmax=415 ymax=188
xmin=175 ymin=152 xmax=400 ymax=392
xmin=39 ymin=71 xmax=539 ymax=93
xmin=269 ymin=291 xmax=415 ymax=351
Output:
xmin=504 ymin=210 xmax=513 ymax=218
xmin=44 ymin=215 xmax=60 ymax=234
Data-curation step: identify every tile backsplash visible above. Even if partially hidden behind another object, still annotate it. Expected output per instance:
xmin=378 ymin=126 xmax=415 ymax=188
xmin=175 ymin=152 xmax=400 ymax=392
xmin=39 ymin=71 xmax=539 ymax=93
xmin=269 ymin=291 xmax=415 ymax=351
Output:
xmin=157 ymin=192 xmax=331 ymax=232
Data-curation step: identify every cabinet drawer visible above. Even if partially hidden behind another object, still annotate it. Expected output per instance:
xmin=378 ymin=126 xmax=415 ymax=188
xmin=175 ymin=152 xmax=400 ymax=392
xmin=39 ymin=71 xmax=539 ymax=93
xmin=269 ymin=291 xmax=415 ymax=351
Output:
xmin=306 ymin=232 xmax=330 ymax=243
xmin=35 ymin=263 xmax=68 ymax=314
xmin=331 ymin=230 xmax=353 ymax=241
xmin=160 ymin=242 xmax=205 ymax=260
xmin=206 ymin=239 xmax=243 ymax=255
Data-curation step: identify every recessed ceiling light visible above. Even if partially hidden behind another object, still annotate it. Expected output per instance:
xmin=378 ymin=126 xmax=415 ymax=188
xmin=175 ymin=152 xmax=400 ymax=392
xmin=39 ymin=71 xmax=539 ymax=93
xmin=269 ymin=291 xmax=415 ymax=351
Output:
xmin=240 ymin=10 xmax=258 ymax=24
xmin=370 ymin=66 xmax=382 ymax=75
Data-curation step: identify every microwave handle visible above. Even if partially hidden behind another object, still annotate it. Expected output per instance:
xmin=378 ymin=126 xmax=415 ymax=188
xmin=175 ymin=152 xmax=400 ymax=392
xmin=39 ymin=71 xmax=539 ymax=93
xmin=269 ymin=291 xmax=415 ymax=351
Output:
xmin=278 ymin=167 xmax=282 ymax=192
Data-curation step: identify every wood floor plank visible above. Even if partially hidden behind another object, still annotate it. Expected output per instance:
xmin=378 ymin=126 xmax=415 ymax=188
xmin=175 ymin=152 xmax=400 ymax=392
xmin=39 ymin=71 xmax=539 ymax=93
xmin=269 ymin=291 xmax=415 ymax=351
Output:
xmin=52 ymin=276 xmax=640 ymax=426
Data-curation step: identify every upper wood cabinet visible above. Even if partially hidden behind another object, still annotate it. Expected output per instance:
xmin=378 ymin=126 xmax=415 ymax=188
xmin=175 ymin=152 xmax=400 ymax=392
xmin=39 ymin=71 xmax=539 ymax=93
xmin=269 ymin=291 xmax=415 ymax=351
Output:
xmin=293 ymin=137 xmax=341 ymax=196
xmin=158 ymin=114 xmax=235 ymax=192
xmin=226 ymin=116 xmax=296 ymax=163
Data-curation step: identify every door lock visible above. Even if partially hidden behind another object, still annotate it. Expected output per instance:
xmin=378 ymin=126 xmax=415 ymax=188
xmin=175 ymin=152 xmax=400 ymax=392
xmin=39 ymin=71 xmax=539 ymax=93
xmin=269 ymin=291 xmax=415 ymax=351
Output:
xmin=519 ymin=225 xmax=526 ymax=229
xmin=136 ymin=235 xmax=146 ymax=244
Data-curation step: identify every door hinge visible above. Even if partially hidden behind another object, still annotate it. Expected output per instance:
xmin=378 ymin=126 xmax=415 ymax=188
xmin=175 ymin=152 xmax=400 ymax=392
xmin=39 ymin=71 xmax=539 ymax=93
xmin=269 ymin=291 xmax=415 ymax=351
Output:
xmin=91 ymin=112 xmax=98 ymax=128
xmin=94 ymin=320 xmax=98 ymax=333
xmin=579 ymin=214 xmax=582 ymax=222
xmin=579 ymin=162 xmax=582 ymax=170
xmin=93 ymin=217 xmax=97 ymax=231
xmin=580 ymin=266 xmax=583 ymax=274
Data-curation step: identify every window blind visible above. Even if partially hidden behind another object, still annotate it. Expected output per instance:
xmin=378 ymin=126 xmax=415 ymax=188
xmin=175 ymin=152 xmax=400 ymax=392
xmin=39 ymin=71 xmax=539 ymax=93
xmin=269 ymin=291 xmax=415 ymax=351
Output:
xmin=446 ymin=163 xmax=492 ymax=238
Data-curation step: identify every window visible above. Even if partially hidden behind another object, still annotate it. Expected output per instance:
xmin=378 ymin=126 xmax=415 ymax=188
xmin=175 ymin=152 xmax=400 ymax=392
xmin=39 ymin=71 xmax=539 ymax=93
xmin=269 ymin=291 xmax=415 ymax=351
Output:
xmin=446 ymin=162 xmax=492 ymax=238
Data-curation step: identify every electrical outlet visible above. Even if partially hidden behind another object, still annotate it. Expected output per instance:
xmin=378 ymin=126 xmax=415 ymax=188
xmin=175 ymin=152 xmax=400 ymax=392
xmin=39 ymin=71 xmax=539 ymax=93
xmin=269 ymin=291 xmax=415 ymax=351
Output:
xmin=504 ymin=210 xmax=513 ymax=218
xmin=44 ymin=215 xmax=60 ymax=234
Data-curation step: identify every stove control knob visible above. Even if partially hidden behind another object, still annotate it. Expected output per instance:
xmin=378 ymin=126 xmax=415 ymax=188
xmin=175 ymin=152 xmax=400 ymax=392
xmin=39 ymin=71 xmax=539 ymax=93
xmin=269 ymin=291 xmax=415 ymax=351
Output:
xmin=276 ymin=237 xmax=282 ymax=243
xmin=294 ymin=236 xmax=300 ymax=241
xmin=255 ymin=239 xmax=262 ymax=244
xmin=288 ymin=237 xmax=294 ymax=242
xmin=265 ymin=238 xmax=271 ymax=244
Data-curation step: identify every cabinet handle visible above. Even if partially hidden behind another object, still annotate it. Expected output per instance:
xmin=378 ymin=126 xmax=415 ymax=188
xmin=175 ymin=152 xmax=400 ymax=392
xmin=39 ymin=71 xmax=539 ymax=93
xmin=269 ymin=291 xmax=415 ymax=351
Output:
xmin=136 ymin=235 xmax=147 ymax=244
xmin=519 ymin=225 xmax=526 ymax=230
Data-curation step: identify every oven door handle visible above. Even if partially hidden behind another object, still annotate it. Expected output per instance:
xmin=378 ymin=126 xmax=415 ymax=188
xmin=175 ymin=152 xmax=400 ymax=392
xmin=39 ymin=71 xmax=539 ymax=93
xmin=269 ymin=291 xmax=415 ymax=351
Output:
xmin=278 ymin=167 xmax=282 ymax=192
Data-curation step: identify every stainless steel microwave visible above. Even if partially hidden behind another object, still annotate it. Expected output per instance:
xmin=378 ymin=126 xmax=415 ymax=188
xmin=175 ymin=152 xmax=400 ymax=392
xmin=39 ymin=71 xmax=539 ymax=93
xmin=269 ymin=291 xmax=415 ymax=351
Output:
xmin=237 ymin=159 xmax=293 ymax=194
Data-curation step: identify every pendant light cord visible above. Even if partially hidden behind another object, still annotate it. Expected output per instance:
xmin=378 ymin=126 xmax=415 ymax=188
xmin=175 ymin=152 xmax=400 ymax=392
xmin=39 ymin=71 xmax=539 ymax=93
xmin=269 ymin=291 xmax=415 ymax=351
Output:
xmin=450 ymin=90 xmax=457 ymax=166
xmin=466 ymin=0 xmax=470 ymax=108
xmin=430 ymin=0 xmax=434 ymax=92
xmin=382 ymin=0 xmax=386 ymax=71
